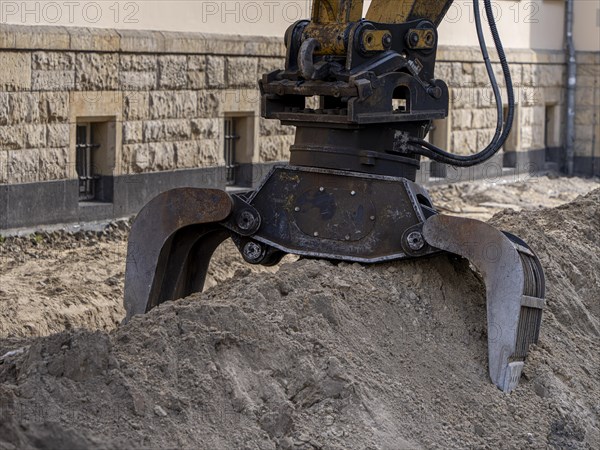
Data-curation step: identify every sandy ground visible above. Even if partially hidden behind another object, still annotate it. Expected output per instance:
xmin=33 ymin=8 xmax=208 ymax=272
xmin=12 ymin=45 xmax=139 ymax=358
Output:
xmin=428 ymin=174 xmax=599 ymax=219
xmin=1 ymin=175 xmax=597 ymax=339
xmin=0 ymin=184 xmax=598 ymax=449
xmin=0 ymin=225 xmax=275 ymax=338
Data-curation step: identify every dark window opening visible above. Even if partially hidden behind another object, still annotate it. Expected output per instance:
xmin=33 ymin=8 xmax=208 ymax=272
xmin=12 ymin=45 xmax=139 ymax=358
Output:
xmin=544 ymin=104 xmax=560 ymax=163
xmin=428 ymin=119 xmax=448 ymax=179
xmin=76 ymin=123 xmax=101 ymax=202
xmin=224 ymin=117 xmax=241 ymax=186
xmin=544 ymin=105 xmax=553 ymax=148
xmin=502 ymin=105 xmax=518 ymax=168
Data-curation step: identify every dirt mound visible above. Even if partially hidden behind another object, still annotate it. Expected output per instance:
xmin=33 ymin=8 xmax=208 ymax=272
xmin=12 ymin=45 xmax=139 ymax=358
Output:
xmin=429 ymin=174 xmax=599 ymax=219
xmin=1 ymin=189 xmax=598 ymax=449
xmin=0 ymin=223 xmax=129 ymax=338
xmin=0 ymin=222 xmax=280 ymax=338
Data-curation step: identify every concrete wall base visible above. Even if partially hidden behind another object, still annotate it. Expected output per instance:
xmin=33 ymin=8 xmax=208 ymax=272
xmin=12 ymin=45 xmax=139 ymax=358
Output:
xmin=1 ymin=167 xmax=224 ymax=230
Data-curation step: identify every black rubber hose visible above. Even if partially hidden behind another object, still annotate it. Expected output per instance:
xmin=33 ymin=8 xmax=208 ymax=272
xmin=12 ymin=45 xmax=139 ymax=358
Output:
xmin=485 ymin=0 xmax=515 ymax=143
xmin=407 ymin=0 xmax=515 ymax=167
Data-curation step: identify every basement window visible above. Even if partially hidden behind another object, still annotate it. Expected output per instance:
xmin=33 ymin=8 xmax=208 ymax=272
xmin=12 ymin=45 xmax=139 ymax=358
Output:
xmin=224 ymin=117 xmax=241 ymax=186
xmin=502 ymin=105 xmax=520 ymax=168
xmin=75 ymin=119 xmax=115 ymax=203
xmin=224 ymin=113 xmax=255 ymax=188
xmin=76 ymin=123 xmax=99 ymax=201
xmin=544 ymin=104 xmax=561 ymax=162
xmin=428 ymin=119 xmax=449 ymax=179
xmin=544 ymin=105 xmax=560 ymax=148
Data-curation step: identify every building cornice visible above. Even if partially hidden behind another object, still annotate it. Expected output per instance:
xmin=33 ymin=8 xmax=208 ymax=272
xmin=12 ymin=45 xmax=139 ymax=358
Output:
xmin=2 ymin=23 xmax=594 ymax=64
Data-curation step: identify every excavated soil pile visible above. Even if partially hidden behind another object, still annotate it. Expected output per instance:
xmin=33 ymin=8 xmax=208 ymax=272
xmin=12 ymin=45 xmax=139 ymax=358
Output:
xmin=0 ymin=189 xmax=599 ymax=449
xmin=0 ymin=225 xmax=276 ymax=337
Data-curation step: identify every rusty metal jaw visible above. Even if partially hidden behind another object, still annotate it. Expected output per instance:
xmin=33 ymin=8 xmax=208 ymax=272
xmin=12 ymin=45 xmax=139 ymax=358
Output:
xmin=123 ymin=188 xmax=233 ymax=321
xmin=422 ymin=215 xmax=545 ymax=392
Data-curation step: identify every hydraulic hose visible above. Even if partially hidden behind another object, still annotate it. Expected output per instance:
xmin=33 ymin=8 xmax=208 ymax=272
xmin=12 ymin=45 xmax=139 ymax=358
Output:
xmin=408 ymin=0 xmax=515 ymax=167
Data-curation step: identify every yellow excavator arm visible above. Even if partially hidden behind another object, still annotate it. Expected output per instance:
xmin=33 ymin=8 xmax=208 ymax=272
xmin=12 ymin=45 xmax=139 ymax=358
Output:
xmin=366 ymin=0 xmax=453 ymax=25
xmin=304 ymin=0 xmax=453 ymax=56
xmin=311 ymin=0 xmax=453 ymax=25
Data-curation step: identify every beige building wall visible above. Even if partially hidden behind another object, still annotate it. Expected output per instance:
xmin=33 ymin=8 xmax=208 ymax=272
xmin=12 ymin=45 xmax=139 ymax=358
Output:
xmin=0 ymin=25 xmax=570 ymax=187
xmin=1 ymin=1 xmax=597 ymax=51
xmin=0 ymin=28 xmax=292 ymax=184
xmin=573 ymin=0 xmax=600 ymax=52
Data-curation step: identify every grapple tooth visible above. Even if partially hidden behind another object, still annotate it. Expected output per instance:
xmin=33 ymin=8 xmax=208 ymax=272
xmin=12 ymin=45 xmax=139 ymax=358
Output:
xmin=124 ymin=188 xmax=233 ymax=322
xmin=422 ymin=215 xmax=545 ymax=392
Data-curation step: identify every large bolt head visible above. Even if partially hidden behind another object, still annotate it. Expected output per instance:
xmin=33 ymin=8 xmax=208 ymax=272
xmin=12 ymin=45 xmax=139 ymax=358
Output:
xmin=409 ymin=32 xmax=419 ymax=47
xmin=237 ymin=210 xmax=258 ymax=232
xmin=243 ymin=241 xmax=264 ymax=263
xmin=382 ymin=33 xmax=392 ymax=48
xmin=425 ymin=31 xmax=435 ymax=46
xmin=427 ymin=85 xmax=443 ymax=99
xmin=407 ymin=231 xmax=425 ymax=251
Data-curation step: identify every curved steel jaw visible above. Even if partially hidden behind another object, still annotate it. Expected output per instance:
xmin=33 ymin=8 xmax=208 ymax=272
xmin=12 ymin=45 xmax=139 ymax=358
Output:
xmin=123 ymin=188 xmax=233 ymax=321
xmin=423 ymin=215 xmax=545 ymax=392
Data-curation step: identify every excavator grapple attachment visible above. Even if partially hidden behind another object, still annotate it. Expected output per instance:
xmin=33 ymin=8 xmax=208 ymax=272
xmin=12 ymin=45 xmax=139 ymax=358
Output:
xmin=124 ymin=171 xmax=545 ymax=392
xmin=123 ymin=0 xmax=546 ymax=391
xmin=423 ymin=215 xmax=545 ymax=392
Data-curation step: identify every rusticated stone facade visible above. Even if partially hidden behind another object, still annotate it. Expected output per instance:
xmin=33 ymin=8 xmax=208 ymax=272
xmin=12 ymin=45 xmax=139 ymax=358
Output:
xmin=0 ymin=26 xmax=295 ymax=189
xmin=0 ymin=24 xmax=598 ymax=229
xmin=574 ymin=52 xmax=600 ymax=175
xmin=431 ymin=48 xmax=573 ymax=175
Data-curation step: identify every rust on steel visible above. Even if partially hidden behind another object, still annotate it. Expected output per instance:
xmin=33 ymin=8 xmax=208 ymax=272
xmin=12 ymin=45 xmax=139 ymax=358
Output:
xmin=366 ymin=0 xmax=454 ymax=26
xmin=311 ymin=0 xmax=364 ymax=24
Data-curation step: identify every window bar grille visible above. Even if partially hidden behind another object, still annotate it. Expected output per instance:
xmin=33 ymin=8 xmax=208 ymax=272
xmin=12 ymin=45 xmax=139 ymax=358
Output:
xmin=75 ymin=125 xmax=100 ymax=201
xmin=224 ymin=118 xmax=240 ymax=186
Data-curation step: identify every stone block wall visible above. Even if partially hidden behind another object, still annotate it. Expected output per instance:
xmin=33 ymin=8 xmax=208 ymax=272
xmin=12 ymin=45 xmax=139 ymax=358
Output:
xmin=436 ymin=48 xmax=568 ymax=168
xmin=0 ymin=26 xmax=295 ymax=189
xmin=574 ymin=52 xmax=599 ymax=174
xmin=0 ymin=24 xmax=598 ymax=229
